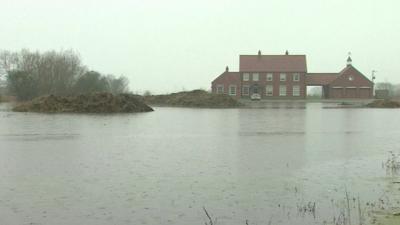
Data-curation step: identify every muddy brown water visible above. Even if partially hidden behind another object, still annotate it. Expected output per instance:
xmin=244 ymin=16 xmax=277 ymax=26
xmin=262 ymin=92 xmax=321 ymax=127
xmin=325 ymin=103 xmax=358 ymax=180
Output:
xmin=0 ymin=102 xmax=399 ymax=225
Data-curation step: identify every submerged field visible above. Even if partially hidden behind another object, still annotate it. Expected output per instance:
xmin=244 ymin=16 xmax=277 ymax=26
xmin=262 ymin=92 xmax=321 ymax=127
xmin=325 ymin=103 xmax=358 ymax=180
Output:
xmin=0 ymin=102 xmax=399 ymax=225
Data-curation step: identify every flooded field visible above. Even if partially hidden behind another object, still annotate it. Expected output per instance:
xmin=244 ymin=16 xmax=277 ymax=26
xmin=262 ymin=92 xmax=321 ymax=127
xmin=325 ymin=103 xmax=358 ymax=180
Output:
xmin=0 ymin=102 xmax=400 ymax=225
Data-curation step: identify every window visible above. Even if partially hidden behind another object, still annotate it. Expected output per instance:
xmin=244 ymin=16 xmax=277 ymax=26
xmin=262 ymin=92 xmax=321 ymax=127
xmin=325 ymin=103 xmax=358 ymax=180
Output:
xmin=280 ymin=73 xmax=286 ymax=81
xmin=292 ymin=85 xmax=300 ymax=96
xmin=242 ymin=85 xmax=250 ymax=96
xmin=252 ymin=73 xmax=259 ymax=81
xmin=216 ymin=85 xmax=224 ymax=94
xmin=265 ymin=85 xmax=273 ymax=96
xmin=279 ymin=85 xmax=286 ymax=96
xmin=293 ymin=73 xmax=300 ymax=82
xmin=266 ymin=73 xmax=273 ymax=81
xmin=243 ymin=73 xmax=249 ymax=81
xmin=229 ymin=85 xmax=236 ymax=96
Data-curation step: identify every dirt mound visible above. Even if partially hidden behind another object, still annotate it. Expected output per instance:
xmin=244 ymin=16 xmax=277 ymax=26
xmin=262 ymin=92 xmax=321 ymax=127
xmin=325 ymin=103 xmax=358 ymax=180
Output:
xmin=366 ymin=100 xmax=400 ymax=108
xmin=13 ymin=93 xmax=154 ymax=113
xmin=0 ymin=95 xmax=16 ymax=102
xmin=144 ymin=90 xmax=242 ymax=108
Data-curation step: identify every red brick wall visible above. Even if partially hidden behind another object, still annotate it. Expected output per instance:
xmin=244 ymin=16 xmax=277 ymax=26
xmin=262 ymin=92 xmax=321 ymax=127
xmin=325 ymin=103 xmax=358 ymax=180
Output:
xmin=240 ymin=72 xmax=307 ymax=99
xmin=212 ymin=71 xmax=308 ymax=99
xmin=211 ymin=72 xmax=241 ymax=98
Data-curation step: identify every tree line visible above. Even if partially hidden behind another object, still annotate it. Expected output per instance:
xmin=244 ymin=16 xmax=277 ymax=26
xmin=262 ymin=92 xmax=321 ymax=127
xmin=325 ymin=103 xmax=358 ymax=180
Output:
xmin=375 ymin=82 xmax=400 ymax=97
xmin=0 ymin=49 xmax=129 ymax=100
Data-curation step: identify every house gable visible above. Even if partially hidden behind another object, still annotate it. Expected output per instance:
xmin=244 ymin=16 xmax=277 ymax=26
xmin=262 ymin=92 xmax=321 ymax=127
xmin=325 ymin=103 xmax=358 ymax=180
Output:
xmin=211 ymin=72 xmax=240 ymax=85
xmin=211 ymin=71 xmax=241 ymax=96
xmin=329 ymin=65 xmax=373 ymax=87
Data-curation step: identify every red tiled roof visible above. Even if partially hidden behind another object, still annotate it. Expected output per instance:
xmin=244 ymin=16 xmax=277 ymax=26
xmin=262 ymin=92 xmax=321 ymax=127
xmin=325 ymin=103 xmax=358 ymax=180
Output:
xmin=239 ymin=55 xmax=307 ymax=72
xmin=212 ymin=72 xmax=240 ymax=84
xmin=306 ymin=73 xmax=339 ymax=85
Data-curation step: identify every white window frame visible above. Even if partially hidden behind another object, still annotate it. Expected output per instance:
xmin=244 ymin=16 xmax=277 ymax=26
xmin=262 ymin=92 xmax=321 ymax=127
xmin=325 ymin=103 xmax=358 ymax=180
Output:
xmin=292 ymin=85 xmax=300 ymax=96
xmin=228 ymin=85 xmax=236 ymax=96
xmin=243 ymin=73 xmax=250 ymax=81
xmin=280 ymin=73 xmax=287 ymax=81
xmin=293 ymin=73 xmax=300 ymax=82
xmin=279 ymin=85 xmax=287 ymax=96
xmin=266 ymin=73 xmax=273 ymax=81
xmin=242 ymin=85 xmax=250 ymax=96
xmin=265 ymin=85 xmax=273 ymax=96
xmin=216 ymin=85 xmax=224 ymax=94
xmin=252 ymin=73 xmax=259 ymax=81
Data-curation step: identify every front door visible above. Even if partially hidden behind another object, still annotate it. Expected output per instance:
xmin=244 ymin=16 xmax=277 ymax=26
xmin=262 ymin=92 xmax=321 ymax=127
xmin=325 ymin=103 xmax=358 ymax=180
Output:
xmin=251 ymin=84 xmax=259 ymax=95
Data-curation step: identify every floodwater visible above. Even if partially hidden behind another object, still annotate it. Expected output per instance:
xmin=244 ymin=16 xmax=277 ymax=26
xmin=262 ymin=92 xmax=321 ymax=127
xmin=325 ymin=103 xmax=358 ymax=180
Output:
xmin=0 ymin=102 xmax=400 ymax=225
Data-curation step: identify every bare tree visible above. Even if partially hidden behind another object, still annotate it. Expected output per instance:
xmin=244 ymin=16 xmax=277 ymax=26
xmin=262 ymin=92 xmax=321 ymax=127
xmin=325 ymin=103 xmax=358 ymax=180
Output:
xmin=143 ymin=90 xmax=152 ymax=96
xmin=3 ymin=49 xmax=130 ymax=99
xmin=375 ymin=82 xmax=395 ymax=97
xmin=106 ymin=74 xmax=129 ymax=94
xmin=3 ymin=49 xmax=87 ymax=97
xmin=73 ymin=71 xmax=109 ymax=94
xmin=37 ymin=50 xmax=86 ymax=95
xmin=0 ymin=50 xmax=19 ymax=74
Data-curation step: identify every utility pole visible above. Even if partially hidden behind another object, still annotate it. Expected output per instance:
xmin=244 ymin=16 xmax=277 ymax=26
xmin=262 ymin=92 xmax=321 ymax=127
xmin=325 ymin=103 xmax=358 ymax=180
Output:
xmin=371 ymin=70 xmax=376 ymax=82
xmin=372 ymin=70 xmax=377 ymax=98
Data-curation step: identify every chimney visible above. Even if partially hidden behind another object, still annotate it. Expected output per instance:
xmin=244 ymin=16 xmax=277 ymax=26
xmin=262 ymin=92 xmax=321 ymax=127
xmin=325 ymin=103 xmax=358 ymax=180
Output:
xmin=285 ymin=50 xmax=289 ymax=55
xmin=225 ymin=66 xmax=229 ymax=72
xmin=258 ymin=50 xmax=261 ymax=57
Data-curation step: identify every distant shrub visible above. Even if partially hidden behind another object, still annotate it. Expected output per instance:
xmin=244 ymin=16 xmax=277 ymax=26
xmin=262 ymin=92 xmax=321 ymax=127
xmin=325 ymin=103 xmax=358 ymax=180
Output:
xmin=7 ymin=70 xmax=39 ymax=101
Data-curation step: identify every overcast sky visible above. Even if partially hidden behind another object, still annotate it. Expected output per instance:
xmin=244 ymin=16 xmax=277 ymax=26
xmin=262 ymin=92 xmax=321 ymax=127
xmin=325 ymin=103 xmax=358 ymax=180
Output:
xmin=1 ymin=0 xmax=399 ymax=93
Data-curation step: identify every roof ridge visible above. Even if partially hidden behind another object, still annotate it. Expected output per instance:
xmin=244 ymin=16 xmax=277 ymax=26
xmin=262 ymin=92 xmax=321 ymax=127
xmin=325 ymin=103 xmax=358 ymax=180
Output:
xmin=240 ymin=55 xmax=306 ymax=56
xmin=239 ymin=54 xmax=307 ymax=72
xmin=307 ymin=73 xmax=339 ymax=75
xmin=338 ymin=65 xmax=374 ymax=85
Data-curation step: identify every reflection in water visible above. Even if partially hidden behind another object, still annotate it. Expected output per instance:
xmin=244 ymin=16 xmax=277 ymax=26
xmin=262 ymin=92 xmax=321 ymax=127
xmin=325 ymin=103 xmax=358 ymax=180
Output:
xmin=238 ymin=131 xmax=305 ymax=136
xmin=0 ymin=103 xmax=400 ymax=225
xmin=1 ymin=133 xmax=79 ymax=141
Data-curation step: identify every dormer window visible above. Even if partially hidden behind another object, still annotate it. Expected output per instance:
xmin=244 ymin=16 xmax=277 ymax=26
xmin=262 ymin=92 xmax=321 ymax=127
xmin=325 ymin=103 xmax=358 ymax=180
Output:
xmin=293 ymin=73 xmax=300 ymax=82
xmin=252 ymin=73 xmax=259 ymax=81
xmin=243 ymin=73 xmax=250 ymax=81
xmin=266 ymin=73 xmax=273 ymax=81
xmin=280 ymin=73 xmax=286 ymax=81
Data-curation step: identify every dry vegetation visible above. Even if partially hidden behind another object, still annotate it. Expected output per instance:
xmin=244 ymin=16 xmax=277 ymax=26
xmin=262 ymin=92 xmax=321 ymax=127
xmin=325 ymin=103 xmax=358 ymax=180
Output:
xmin=12 ymin=92 xmax=153 ymax=113
xmin=366 ymin=100 xmax=400 ymax=108
xmin=0 ymin=95 xmax=15 ymax=102
xmin=143 ymin=90 xmax=242 ymax=108
xmin=384 ymin=152 xmax=400 ymax=176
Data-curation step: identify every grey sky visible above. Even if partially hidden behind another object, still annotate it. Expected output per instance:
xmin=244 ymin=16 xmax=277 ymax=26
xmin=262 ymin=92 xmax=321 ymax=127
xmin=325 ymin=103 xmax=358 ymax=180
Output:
xmin=1 ymin=0 xmax=399 ymax=93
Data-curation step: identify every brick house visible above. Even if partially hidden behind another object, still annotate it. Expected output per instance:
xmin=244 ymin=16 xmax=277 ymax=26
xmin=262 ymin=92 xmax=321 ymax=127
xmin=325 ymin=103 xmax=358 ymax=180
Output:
xmin=211 ymin=51 xmax=374 ymax=99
